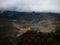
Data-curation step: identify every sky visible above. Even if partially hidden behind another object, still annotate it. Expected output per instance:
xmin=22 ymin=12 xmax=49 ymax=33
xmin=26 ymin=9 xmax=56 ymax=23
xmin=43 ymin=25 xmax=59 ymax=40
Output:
xmin=0 ymin=0 xmax=60 ymax=13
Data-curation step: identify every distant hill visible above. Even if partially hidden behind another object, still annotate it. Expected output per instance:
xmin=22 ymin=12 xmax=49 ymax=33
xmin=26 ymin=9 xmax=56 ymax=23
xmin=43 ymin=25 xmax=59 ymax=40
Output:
xmin=0 ymin=11 xmax=60 ymax=21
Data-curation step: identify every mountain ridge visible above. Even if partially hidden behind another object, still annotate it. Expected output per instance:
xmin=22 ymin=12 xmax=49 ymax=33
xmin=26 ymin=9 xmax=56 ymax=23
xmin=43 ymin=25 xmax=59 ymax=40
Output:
xmin=0 ymin=11 xmax=60 ymax=21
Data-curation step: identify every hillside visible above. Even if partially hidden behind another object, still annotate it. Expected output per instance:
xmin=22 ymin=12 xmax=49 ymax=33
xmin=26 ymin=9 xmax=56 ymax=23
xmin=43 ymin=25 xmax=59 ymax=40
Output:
xmin=0 ymin=11 xmax=60 ymax=45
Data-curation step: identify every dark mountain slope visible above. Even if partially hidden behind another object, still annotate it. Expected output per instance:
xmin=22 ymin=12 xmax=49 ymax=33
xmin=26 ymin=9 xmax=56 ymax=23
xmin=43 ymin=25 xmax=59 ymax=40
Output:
xmin=0 ymin=11 xmax=60 ymax=20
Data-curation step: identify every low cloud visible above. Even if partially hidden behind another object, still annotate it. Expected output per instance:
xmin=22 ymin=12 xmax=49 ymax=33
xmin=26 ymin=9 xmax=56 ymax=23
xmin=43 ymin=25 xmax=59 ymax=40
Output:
xmin=0 ymin=0 xmax=60 ymax=13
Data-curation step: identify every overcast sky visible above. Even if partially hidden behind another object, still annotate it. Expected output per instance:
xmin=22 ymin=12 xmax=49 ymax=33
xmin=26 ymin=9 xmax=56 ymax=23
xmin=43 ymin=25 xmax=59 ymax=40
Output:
xmin=0 ymin=0 xmax=60 ymax=13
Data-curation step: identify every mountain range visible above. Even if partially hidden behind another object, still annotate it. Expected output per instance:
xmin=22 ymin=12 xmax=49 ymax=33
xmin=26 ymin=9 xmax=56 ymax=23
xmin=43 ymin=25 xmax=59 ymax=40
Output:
xmin=0 ymin=11 xmax=60 ymax=21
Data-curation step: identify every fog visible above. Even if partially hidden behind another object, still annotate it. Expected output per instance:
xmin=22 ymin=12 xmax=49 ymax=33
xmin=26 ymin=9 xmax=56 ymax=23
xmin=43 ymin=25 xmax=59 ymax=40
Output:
xmin=0 ymin=0 xmax=60 ymax=13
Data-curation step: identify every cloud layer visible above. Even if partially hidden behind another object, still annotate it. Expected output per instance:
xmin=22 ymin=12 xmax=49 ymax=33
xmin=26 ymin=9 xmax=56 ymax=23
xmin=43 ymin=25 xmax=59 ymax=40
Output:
xmin=0 ymin=0 xmax=60 ymax=13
